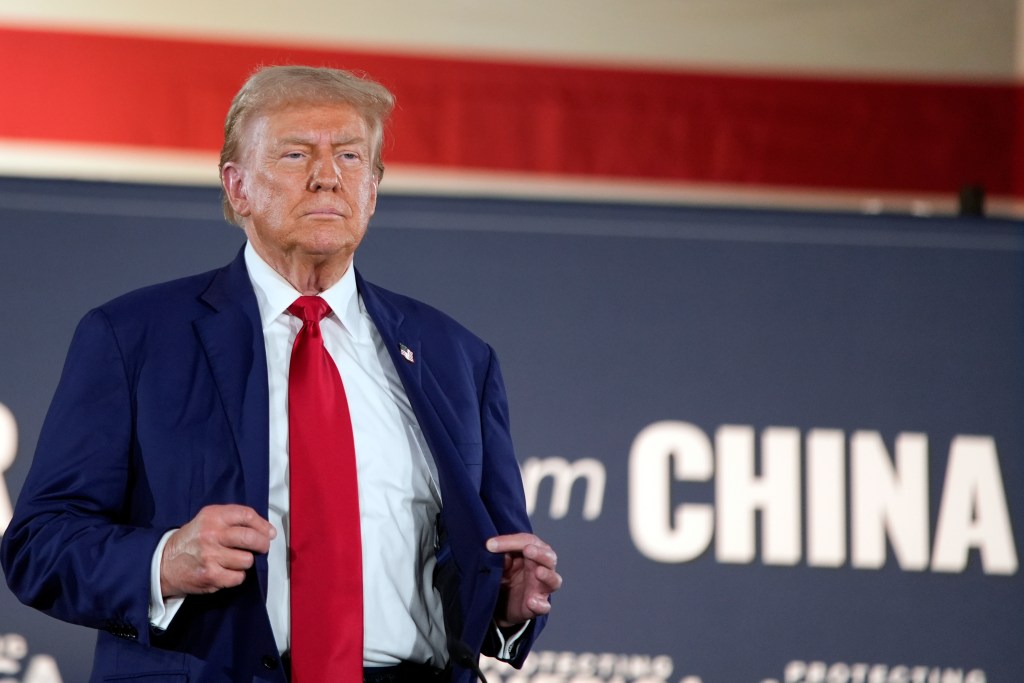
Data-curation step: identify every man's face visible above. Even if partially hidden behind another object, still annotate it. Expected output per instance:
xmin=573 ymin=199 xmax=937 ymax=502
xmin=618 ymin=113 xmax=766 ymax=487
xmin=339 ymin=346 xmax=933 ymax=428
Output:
xmin=222 ymin=101 xmax=378 ymax=273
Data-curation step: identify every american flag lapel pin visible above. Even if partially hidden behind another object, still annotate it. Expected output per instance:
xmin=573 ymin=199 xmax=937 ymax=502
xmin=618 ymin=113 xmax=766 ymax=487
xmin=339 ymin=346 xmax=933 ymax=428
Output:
xmin=399 ymin=343 xmax=415 ymax=363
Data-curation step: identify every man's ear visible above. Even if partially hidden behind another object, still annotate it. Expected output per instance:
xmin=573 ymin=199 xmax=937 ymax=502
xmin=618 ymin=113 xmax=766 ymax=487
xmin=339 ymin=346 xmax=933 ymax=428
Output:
xmin=367 ymin=178 xmax=378 ymax=218
xmin=221 ymin=163 xmax=251 ymax=218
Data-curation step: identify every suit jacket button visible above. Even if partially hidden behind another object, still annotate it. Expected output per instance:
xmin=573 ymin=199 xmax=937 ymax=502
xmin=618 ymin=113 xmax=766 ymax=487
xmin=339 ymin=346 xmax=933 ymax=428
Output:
xmin=261 ymin=655 xmax=279 ymax=670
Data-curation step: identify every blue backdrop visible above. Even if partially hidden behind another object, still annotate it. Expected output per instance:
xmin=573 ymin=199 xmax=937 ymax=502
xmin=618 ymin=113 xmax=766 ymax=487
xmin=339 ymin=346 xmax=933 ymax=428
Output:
xmin=0 ymin=177 xmax=1020 ymax=683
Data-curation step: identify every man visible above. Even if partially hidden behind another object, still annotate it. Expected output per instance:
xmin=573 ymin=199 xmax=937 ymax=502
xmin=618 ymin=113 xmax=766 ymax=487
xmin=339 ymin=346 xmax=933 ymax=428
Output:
xmin=1 ymin=65 xmax=560 ymax=682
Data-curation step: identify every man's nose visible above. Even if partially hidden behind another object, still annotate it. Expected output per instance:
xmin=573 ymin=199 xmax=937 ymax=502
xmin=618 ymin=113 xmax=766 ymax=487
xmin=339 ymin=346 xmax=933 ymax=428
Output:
xmin=307 ymin=153 xmax=341 ymax=191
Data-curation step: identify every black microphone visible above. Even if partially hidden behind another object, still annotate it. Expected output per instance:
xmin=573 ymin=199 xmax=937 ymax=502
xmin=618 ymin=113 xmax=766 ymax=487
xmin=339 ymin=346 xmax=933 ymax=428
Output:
xmin=451 ymin=640 xmax=490 ymax=683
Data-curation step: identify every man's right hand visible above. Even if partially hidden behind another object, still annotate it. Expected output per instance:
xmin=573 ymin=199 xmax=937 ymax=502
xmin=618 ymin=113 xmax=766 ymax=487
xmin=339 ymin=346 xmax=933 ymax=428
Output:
xmin=160 ymin=504 xmax=276 ymax=599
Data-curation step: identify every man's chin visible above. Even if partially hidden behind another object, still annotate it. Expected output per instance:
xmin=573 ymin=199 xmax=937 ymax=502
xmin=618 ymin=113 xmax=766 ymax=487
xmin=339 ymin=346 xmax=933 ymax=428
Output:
xmin=299 ymin=230 xmax=363 ymax=260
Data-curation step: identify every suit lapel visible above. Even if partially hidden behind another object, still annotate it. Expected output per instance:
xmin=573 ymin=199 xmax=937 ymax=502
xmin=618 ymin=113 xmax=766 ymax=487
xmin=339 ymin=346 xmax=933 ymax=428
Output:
xmin=356 ymin=273 xmax=458 ymax=482
xmin=193 ymin=250 xmax=272 ymax=593
xmin=359 ymin=272 xmax=422 ymax=395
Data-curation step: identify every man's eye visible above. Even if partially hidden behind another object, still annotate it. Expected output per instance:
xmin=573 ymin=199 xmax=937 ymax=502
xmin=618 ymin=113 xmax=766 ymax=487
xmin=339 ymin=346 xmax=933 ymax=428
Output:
xmin=284 ymin=152 xmax=304 ymax=159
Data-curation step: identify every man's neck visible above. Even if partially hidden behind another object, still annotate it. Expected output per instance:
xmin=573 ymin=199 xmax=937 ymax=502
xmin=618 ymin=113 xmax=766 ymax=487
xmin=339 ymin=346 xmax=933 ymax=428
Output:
xmin=253 ymin=247 xmax=353 ymax=295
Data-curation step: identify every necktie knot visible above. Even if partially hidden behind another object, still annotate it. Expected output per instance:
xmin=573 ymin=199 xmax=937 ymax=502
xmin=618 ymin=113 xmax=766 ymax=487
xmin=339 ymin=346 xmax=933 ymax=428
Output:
xmin=288 ymin=296 xmax=332 ymax=324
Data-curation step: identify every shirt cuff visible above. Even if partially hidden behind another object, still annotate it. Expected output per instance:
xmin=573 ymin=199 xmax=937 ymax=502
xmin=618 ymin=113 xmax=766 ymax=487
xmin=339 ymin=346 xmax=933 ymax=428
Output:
xmin=493 ymin=620 xmax=531 ymax=660
xmin=149 ymin=529 xmax=185 ymax=630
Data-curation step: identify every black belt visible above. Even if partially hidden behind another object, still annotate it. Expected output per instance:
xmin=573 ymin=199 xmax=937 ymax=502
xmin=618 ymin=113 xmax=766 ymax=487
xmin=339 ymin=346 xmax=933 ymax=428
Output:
xmin=363 ymin=661 xmax=451 ymax=682
xmin=280 ymin=654 xmax=450 ymax=682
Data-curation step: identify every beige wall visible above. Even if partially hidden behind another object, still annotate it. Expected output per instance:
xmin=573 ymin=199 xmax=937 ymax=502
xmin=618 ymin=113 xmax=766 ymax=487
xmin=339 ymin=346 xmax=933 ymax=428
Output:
xmin=0 ymin=0 xmax=1017 ymax=80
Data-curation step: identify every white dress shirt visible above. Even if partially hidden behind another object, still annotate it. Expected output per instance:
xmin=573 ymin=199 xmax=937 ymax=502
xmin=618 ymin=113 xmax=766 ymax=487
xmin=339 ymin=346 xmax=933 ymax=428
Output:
xmin=152 ymin=243 xmax=448 ymax=666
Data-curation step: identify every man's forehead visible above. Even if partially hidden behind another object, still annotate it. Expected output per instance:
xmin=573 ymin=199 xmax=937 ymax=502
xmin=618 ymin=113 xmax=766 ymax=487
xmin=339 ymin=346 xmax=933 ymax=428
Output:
xmin=242 ymin=101 xmax=371 ymax=149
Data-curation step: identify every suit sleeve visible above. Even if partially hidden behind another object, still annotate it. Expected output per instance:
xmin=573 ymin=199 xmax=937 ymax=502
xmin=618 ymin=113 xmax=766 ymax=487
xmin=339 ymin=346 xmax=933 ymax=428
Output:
xmin=476 ymin=345 xmax=547 ymax=665
xmin=0 ymin=309 xmax=163 ymax=646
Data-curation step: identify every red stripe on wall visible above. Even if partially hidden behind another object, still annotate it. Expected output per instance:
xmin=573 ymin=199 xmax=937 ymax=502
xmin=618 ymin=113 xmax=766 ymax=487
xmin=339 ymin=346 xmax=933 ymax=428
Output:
xmin=1 ymin=25 xmax=1018 ymax=196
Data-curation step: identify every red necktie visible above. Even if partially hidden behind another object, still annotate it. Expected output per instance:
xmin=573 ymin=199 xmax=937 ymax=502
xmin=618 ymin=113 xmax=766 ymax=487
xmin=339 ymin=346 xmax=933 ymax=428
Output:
xmin=288 ymin=296 xmax=362 ymax=682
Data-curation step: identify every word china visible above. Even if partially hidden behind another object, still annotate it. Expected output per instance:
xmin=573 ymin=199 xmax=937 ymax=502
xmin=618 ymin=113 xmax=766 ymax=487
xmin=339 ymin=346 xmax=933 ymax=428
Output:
xmin=629 ymin=421 xmax=1018 ymax=575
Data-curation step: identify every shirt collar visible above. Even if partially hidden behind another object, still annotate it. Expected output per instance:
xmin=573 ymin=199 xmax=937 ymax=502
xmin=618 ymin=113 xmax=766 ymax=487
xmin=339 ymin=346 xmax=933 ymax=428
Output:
xmin=243 ymin=241 xmax=366 ymax=340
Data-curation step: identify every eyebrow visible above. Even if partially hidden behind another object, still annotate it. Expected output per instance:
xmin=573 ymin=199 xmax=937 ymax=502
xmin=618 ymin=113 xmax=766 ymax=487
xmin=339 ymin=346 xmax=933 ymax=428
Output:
xmin=277 ymin=135 xmax=368 ymax=147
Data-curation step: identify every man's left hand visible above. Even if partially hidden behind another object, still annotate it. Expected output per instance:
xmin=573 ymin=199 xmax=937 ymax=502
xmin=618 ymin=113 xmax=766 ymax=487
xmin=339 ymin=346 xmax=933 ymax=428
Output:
xmin=487 ymin=533 xmax=562 ymax=628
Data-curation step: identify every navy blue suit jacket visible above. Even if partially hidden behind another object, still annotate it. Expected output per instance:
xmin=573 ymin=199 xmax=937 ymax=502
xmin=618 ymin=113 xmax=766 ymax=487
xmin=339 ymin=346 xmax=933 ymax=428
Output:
xmin=1 ymin=249 xmax=543 ymax=682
